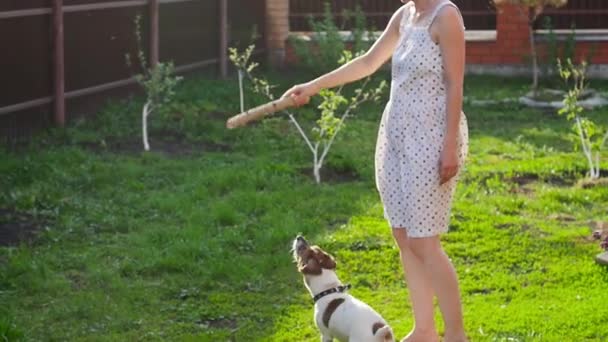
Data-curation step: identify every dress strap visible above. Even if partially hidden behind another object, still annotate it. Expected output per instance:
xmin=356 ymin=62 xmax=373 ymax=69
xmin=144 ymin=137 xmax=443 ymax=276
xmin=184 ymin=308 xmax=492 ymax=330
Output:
xmin=425 ymin=1 xmax=465 ymax=30
xmin=399 ymin=2 xmax=415 ymax=33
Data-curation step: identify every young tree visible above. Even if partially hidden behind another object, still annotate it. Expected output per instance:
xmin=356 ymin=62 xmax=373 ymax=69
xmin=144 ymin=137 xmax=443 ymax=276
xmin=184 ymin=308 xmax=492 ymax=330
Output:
xmin=557 ymin=58 xmax=607 ymax=180
xmin=126 ymin=15 xmax=182 ymax=151
xmin=494 ymin=0 xmax=568 ymax=91
xmin=230 ymin=46 xmax=386 ymax=183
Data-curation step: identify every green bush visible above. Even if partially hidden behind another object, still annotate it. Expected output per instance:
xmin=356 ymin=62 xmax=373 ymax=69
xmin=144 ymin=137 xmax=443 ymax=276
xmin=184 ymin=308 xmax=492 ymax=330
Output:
xmin=289 ymin=3 xmax=376 ymax=74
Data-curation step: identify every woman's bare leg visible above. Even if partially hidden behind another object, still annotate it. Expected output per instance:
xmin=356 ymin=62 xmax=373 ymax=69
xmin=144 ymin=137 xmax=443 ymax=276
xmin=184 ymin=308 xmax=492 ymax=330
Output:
xmin=392 ymin=228 xmax=440 ymax=342
xmin=407 ymin=235 xmax=467 ymax=342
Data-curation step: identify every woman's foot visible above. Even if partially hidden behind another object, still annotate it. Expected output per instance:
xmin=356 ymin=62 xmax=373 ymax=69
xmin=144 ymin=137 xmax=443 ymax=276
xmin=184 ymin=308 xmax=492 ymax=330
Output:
xmin=400 ymin=329 xmax=440 ymax=342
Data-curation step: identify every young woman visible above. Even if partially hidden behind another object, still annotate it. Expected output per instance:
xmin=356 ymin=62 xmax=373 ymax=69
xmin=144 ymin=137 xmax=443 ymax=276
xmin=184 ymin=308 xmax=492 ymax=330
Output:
xmin=282 ymin=0 xmax=469 ymax=341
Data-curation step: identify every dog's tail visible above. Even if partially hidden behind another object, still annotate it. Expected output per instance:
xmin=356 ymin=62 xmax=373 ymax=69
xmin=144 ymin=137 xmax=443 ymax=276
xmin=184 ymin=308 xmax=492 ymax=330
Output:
xmin=372 ymin=322 xmax=394 ymax=342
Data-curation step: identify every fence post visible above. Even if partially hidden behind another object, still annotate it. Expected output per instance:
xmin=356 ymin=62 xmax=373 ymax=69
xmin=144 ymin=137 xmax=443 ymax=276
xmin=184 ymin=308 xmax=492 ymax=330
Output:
xmin=52 ymin=0 xmax=65 ymax=126
xmin=149 ymin=0 xmax=159 ymax=67
xmin=265 ymin=0 xmax=289 ymax=68
xmin=219 ymin=0 xmax=228 ymax=78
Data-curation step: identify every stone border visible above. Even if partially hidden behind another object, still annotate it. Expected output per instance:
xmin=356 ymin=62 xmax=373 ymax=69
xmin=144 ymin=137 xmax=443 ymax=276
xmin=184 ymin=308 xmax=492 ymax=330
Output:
xmin=463 ymin=97 xmax=518 ymax=106
xmin=518 ymin=89 xmax=608 ymax=109
xmin=596 ymin=251 xmax=608 ymax=266
xmin=465 ymin=64 xmax=608 ymax=80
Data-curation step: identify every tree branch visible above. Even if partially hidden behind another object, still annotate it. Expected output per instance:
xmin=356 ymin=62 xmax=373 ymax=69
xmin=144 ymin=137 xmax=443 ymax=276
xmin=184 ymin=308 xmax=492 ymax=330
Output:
xmin=287 ymin=113 xmax=316 ymax=154
xmin=319 ymin=77 xmax=372 ymax=164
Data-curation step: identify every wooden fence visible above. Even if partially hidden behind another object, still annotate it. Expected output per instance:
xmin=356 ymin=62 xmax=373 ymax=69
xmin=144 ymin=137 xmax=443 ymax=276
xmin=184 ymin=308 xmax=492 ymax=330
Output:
xmin=0 ymin=0 xmax=265 ymax=144
xmin=538 ymin=0 xmax=608 ymax=29
xmin=290 ymin=0 xmax=608 ymax=31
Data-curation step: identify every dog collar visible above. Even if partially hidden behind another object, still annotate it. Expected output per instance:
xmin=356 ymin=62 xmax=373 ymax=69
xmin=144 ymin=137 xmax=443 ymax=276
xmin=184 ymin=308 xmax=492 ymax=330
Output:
xmin=313 ymin=284 xmax=351 ymax=303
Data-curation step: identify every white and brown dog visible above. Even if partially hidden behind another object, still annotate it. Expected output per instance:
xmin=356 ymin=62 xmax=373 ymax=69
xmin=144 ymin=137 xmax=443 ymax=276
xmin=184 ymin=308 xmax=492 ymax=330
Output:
xmin=292 ymin=235 xmax=395 ymax=342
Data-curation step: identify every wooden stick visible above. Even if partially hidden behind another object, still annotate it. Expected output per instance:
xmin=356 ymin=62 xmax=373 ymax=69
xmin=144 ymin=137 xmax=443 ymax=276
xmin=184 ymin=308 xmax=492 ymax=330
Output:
xmin=226 ymin=96 xmax=296 ymax=129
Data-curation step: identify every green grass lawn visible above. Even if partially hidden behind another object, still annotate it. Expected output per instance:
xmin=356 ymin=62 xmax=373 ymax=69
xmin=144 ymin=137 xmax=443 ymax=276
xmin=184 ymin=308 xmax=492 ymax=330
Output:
xmin=1 ymin=73 xmax=607 ymax=341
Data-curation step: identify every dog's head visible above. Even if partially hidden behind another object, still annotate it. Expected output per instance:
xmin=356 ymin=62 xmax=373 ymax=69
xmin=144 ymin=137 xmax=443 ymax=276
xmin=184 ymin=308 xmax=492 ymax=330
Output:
xmin=292 ymin=235 xmax=337 ymax=276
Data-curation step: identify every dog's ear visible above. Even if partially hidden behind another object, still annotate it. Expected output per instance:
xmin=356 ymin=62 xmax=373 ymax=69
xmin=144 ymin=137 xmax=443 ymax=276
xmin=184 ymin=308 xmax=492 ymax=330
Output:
xmin=318 ymin=251 xmax=336 ymax=270
xmin=299 ymin=257 xmax=322 ymax=275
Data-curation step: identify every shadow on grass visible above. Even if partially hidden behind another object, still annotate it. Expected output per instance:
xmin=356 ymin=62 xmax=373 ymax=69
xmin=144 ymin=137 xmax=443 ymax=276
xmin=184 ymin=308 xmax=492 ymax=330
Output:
xmin=465 ymin=102 xmax=608 ymax=153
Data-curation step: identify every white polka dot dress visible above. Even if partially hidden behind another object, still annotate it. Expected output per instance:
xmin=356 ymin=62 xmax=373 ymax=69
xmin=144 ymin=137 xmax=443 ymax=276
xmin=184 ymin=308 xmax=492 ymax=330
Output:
xmin=375 ymin=0 xmax=468 ymax=238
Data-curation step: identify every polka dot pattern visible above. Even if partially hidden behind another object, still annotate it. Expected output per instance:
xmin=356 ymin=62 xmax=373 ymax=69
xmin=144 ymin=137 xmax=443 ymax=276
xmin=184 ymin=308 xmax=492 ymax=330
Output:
xmin=375 ymin=1 xmax=469 ymax=238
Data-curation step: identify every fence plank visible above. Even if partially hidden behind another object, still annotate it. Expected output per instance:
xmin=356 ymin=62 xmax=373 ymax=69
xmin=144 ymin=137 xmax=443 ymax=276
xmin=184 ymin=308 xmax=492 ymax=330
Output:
xmin=0 ymin=0 xmax=267 ymax=141
xmin=538 ymin=0 xmax=608 ymax=29
xmin=150 ymin=0 xmax=159 ymax=67
xmin=219 ymin=0 xmax=228 ymax=78
xmin=53 ymin=0 xmax=66 ymax=127
xmin=0 ymin=0 xmax=198 ymax=19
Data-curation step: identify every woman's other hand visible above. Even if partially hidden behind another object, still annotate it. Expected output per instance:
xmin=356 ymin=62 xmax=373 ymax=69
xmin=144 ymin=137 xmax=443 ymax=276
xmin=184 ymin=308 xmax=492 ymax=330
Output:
xmin=439 ymin=142 xmax=459 ymax=185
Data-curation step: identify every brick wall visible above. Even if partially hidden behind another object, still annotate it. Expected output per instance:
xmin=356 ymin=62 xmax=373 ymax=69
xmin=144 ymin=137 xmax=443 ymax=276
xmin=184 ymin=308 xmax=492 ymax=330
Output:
xmin=467 ymin=3 xmax=608 ymax=66
xmin=272 ymin=2 xmax=608 ymax=70
xmin=467 ymin=3 xmax=530 ymax=64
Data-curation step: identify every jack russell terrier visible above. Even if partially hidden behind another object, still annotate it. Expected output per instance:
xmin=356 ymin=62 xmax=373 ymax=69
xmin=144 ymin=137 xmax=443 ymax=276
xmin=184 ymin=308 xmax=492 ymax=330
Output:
xmin=292 ymin=235 xmax=395 ymax=342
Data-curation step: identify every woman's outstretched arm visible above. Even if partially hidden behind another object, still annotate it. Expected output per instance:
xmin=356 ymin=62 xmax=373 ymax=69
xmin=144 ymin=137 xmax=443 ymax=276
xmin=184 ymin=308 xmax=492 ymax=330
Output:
xmin=282 ymin=5 xmax=408 ymax=106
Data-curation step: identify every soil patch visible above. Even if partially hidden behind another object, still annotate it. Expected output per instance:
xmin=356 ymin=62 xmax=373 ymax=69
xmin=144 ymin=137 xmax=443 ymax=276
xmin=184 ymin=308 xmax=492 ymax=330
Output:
xmin=0 ymin=208 xmax=46 ymax=247
xmin=65 ymin=270 xmax=88 ymax=290
xmin=578 ymin=176 xmax=608 ymax=189
xmin=348 ymin=240 xmax=386 ymax=251
xmin=199 ymin=317 xmax=238 ymax=330
xmin=508 ymin=170 xmax=608 ymax=189
xmin=590 ymin=221 xmax=608 ymax=240
xmin=508 ymin=173 xmax=576 ymax=187
xmin=508 ymin=184 xmax=535 ymax=195
xmin=300 ymin=166 xmax=361 ymax=183
xmin=495 ymin=223 xmax=515 ymax=230
xmin=548 ymin=213 xmax=576 ymax=222
xmin=468 ymin=288 xmax=493 ymax=295
xmin=327 ymin=218 xmax=349 ymax=229
xmin=579 ymin=221 xmax=608 ymax=244
xmin=80 ymin=131 xmax=231 ymax=157
xmin=205 ymin=111 xmax=231 ymax=121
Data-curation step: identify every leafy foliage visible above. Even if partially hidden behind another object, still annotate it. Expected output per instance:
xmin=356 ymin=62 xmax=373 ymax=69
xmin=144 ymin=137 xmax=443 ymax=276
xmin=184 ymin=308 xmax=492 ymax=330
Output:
xmin=267 ymin=3 xmax=386 ymax=181
xmin=289 ymin=3 xmax=376 ymax=73
xmin=126 ymin=15 xmax=182 ymax=151
xmin=127 ymin=15 xmax=182 ymax=109
xmin=557 ymin=58 xmax=607 ymax=179
xmin=539 ymin=17 xmax=577 ymax=87
xmin=230 ymin=46 xmax=386 ymax=183
xmin=493 ymin=0 xmax=567 ymax=20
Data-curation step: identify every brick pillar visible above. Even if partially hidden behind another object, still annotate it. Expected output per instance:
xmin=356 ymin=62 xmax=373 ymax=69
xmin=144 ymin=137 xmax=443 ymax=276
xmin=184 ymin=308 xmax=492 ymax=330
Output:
xmin=265 ymin=0 xmax=289 ymax=68
xmin=496 ymin=3 xmax=531 ymax=64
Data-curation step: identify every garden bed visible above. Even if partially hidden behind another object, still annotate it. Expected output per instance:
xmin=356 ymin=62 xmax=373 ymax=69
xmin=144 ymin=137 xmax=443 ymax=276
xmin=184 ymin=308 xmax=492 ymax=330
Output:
xmin=0 ymin=208 xmax=46 ymax=247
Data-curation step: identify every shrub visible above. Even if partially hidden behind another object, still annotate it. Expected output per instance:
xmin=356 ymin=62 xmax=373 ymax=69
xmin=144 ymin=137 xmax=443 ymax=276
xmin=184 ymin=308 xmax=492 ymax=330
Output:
xmin=289 ymin=3 xmax=377 ymax=74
